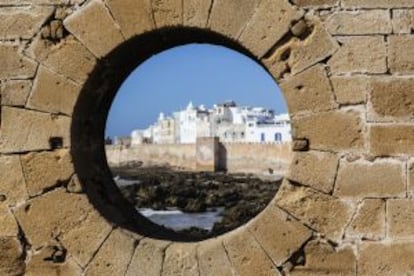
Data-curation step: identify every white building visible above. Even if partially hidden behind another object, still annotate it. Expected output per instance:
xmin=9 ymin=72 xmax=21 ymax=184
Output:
xmin=131 ymin=101 xmax=292 ymax=145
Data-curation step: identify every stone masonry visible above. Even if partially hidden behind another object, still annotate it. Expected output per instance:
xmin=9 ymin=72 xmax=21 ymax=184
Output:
xmin=0 ymin=0 xmax=414 ymax=275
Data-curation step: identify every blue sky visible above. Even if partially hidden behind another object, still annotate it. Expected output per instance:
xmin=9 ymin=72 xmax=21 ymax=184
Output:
xmin=105 ymin=44 xmax=287 ymax=138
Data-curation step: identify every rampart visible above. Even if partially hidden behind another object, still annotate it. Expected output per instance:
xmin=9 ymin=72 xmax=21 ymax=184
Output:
xmin=1 ymin=0 xmax=414 ymax=275
xmin=106 ymin=143 xmax=292 ymax=174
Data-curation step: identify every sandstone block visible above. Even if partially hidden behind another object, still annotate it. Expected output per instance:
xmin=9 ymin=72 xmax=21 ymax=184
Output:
xmin=292 ymin=109 xmax=364 ymax=152
xmin=334 ymin=159 xmax=405 ymax=199
xmin=342 ymin=0 xmax=414 ymax=8
xmin=27 ymin=35 xmax=97 ymax=84
xmin=291 ymin=241 xmax=356 ymax=275
xmin=162 ymin=243 xmax=199 ymax=276
xmin=346 ymin=199 xmax=386 ymax=240
xmin=106 ymin=0 xmax=154 ymax=38
xmin=330 ymin=76 xmax=369 ymax=105
xmin=359 ymin=242 xmax=414 ymax=274
xmin=276 ymin=180 xmax=353 ymax=241
xmin=0 ymin=107 xmax=71 ymax=153
xmin=86 ymin=229 xmax=137 ymax=276
xmin=238 ymin=0 xmax=301 ymax=58
xmin=291 ymin=0 xmax=338 ymax=7
xmin=328 ymin=36 xmax=387 ymax=74
xmin=0 ymin=237 xmax=25 ymax=276
xmin=152 ymin=0 xmax=183 ymax=27
xmin=368 ymin=77 xmax=414 ymax=121
xmin=197 ymin=239 xmax=233 ymax=276
xmin=208 ymin=0 xmax=260 ymax=39
xmin=223 ymin=228 xmax=279 ymax=276
xmin=279 ymin=65 xmax=337 ymax=115
xmin=0 ymin=6 xmax=53 ymax=39
xmin=288 ymin=151 xmax=339 ymax=194
xmin=25 ymin=245 xmax=82 ymax=276
xmin=264 ymin=20 xmax=338 ymax=78
xmin=388 ymin=199 xmax=414 ymax=239
xmin=126 ymin=238 xmax=170 ymax=276
xmin=27 ymin=66 xmax=81 ymax=115
xmin=389 ymin=36 xmax=414 ymax=74
xmin=64 ymin=0 xmax=124 ymax=58
xmin=326 ymin=10 xmax=392 ymax=35
xmin=370 ymin=125 xmax=414 ymax=156
xmin=27 ymin=66 xmax=81 ymax=116
xmin=21 ymin=149 xmax=74 ymax=197
xmin=0 ymin=43 xmax=37 ymax=79
xmin=60 ymin=209 xmax=113 ymax=267
xmin=0 ymin=155 xmax=27 ymax=205
xmin=1 ymin=80 xmax=32 ymax=107
xmin=392 ymin=10 xmax=414 ymax=33
xmin=0 ymin=203 xmax=19 ymax=237
xmin=248 ymin=204 xmax=312 ymax=266
xmin=183 ymin=0 xmax=211 ymax=28
xmin=14 ymin=188 xmax=93 ymax=247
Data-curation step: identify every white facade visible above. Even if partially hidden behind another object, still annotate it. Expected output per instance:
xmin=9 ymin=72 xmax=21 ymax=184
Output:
xmin=131 ymin=101 xmax=292 ymax=145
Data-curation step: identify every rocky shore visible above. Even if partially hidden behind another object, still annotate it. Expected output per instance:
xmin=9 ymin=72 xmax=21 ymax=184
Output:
xmin=111 ymin=165 xmax=282 ymax=239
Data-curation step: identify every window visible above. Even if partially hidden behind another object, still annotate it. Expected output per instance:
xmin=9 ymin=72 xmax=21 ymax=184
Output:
xmin=261 ymin=133 xmax=265 ymax=142
xmin=275 ymin=133 xmax=282 ymax=142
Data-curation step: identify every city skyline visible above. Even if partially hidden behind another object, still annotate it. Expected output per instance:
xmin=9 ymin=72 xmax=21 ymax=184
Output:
xmin=105 ymin=44 xmax=288 ymax=138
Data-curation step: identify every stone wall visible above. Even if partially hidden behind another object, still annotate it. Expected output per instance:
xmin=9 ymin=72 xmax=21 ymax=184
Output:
xmin=1 ymin=0 xmax=414 ymax=275
xmin=106 ymin=142 xmax=292 ymax=174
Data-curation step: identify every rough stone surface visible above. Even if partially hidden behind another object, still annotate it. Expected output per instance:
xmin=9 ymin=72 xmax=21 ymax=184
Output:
xmin=197 ymin=239 xmax=233 ymax=276
xmin=346 ymin=199 xmax=386 ymax=240
xmin=288 ymin=151 xmax=339 ymax=194
xmin=342 ymin=0 xmax=414 ymax=8
xmin=392 ymin=10 xmax=414 ymax=33
xmin=326 ymin=10 xmax=392 ymax=35
xmin=388 ymin=199 xmax=414 ymax=239
xmin=292 ymin=0 xmax=338 ymax=7
xmin=0 ymin=6 xmax=54 ymax=39
xmin=106 ymin=0 xmax=154 ymax=38
xmin=0 ymin=203 xmax=19 ymax=237
xmin=238 ymin=0 xmax=301 ymax=58
xmin=25 ymin=245 xmax=82 ymax=276
xmin=27 ymin=35 xmax=97 ymax=84
xmin=370 ymin=125 xmax=414 ymax=156
xmin=0 ymin=43 xmax=37 ymax=79
xmin=389 ymin=36 xmax=414 ymax=75
xmin=264 ymin=20 xmax=339 ymax=78
xmin=331 ymin=76 xmax=369 ymax=105
xmin=248 ymin=203 xmax=312 ymax=266
xmin=60 ymin=209 xmax=112 ymax=267
xmin=328 ymin=36 xmax=387 ymax=74
xmin=276 ymin=180 xmax=353 ymax=242
xmin=208 ymin=0 xmax=260 ymax=39
xmin=1 ymin=80 xmax=32 ymax=107
xmin=0 ymin=107 xmax=71 ymax=153
xmin=359 ymin=242 xmax=414 ymax=274
xmin=334 ymin=159 xmax=406 ymax=199
xmin=279 ymin=65 xmax=337 ymax=115
xmin=85 ymin=229 xmax=137 ymax=276
xmin=291 ymin=241 xmax=356 ymax=275
xmin=21 ymin=149 xmax=74 ymax=197
xmin=223 ymin=228 xmax=279 ymax=276
xmin=26 ymin=66 xmax=81 ymax=116
xmin=64 ymin=0 xmax=124 ymax=58
xmin=162 ymin=243 xmax=199 ymax=276
xmin=292 ymin=109 xmax=364 ymax=152
xmin=152 ymin=0 xmax=183 ymax=28
xmin=0 ymin=155 xmax=27 ymax=205
xmin=183 ymin=0 xmax=211 ymax=28
xmin=14 ymin=188 xmax=93 ymax=247
xmin=0 ymin=237 xmax=25 ymax=276
xmin=126 ymin=238 xmax=170 ymax=276
xmin=409 ymin=159 xmax=414 ymax=196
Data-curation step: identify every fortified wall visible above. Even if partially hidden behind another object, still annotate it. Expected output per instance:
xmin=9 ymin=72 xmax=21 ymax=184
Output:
xmin=1 ymin=0 xmax=414 ymax=275
xmin=106 ymin=142 xmax=293 ymax=174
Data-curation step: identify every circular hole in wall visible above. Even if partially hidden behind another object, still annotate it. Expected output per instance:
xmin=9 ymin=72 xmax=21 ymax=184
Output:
xmin=71 ymin=28 xmax=293 ymax=242
xmin=105 ymin=43 xmax=292 ymax=240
